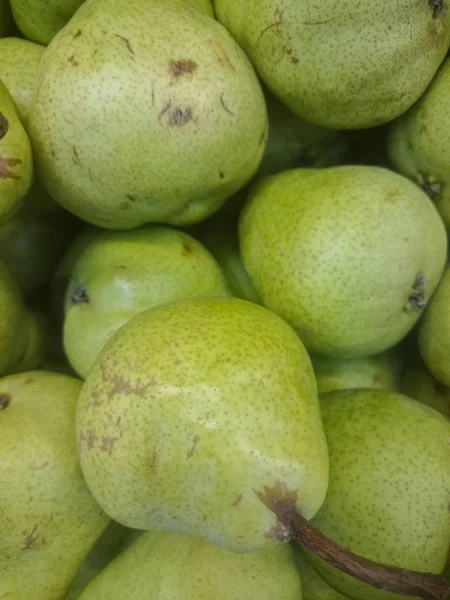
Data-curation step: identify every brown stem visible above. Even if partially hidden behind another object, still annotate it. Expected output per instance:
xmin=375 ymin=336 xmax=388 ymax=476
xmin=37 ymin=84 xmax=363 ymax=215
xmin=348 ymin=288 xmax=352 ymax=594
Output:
xmin=256 ymin=484 xmax=450 ymax=600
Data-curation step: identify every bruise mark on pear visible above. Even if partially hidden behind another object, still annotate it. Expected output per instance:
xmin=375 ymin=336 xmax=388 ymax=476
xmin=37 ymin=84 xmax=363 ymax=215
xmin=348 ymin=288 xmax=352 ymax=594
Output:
xmin=0 ymin=393 xmax=11 ymax=409
xmin=21 ymin=525 xmax=40 ymax=551
xmin=107 ymin=374 xmax=155 ymax=401
xmin=170 ymin=59 xmax=198 ymax=80
xmin=186 ymin=435 xmax=200 ymax=459
xmin=0 ymin=156 xmax=22 ymax=180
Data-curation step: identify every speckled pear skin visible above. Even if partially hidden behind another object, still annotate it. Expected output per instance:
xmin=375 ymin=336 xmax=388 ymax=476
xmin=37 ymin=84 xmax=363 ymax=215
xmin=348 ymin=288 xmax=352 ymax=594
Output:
xmin=214 ymin=0 xmax=450 ymax=129
xmin=10 ymin=0 xmax=84 ymax=45
xmin=295 ymin=549 xmax=350 ymax=600
xmin=0 ymin=80 xmax=33 ymax=224
xmin=0 ymin=371 xmax=110 ymax=600
xmin=308 ymin=389 xmax=450 ymax=600
xmin=240 ymin=165 xmax=448 ymax=358
xmin=0 ymin=37 xmax=45 ymax=126
xmin=78 ymin=530 xmax=303 ymax=600
xmin=388 ymin=58 xmax=450 ymax=229
xmin=311 ymin=350 xmax=400 ymax=396
xmin=419 ymin=265 xmax=450 ymax=386
xmin=29 ymin=0 xmax=268 ymax=230
xmin=63 ymin=225 xmax=231 ymax=379
xmin=76 ymin=297 xmax=329 ymax=553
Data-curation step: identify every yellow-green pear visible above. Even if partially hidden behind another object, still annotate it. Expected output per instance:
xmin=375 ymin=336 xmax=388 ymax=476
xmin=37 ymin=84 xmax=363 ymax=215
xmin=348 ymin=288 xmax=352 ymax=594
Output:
xmin=400 ymin=348 xmax=450 ymax=420
xmin=29 ymin=0 xmax=268 ymax=229
xmin=240 ymin=166 xmax=447 ymax=358
xmin=62 ymin=225 xmax=231 ymax=379
xmin=419 ymin=265 xmax=450 ymax=386
xmin=78 ymin=530 xmax=303 ymax=600
xmin=311 ymin=350 xmax=401 ymax=395
xmin=0 ymin=371 xmax=110 ymax=600
xmin=388 ymin=58 xmax=450 ymax=229
xmin=0 ymin=203 xmax=80 ymax=297
xmin=10 ymin=0 xmax=84 ymax=45
xmin=0 ymin=79 xmax=33 ymax=223
xmin=296 ymin=549 xmax=350 ymax=600
xmin=214 ymin=0 xmax=450 ymax=129
xmin=65 ymin=521 xmax=135 ymax=600
xmin=196 ymin=213 xmax=262 ymax=304
xmin=0 ymin=37 xmax=45 ymax=126
xmin=307 ymin=389 xmax=450 ymax=600
xmin=77 ymin=297 xmax=329 ymax=553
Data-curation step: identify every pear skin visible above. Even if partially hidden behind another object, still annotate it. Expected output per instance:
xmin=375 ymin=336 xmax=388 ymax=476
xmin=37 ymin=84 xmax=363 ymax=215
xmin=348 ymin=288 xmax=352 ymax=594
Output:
xmin=240 ymin=166 xmax=447 ymax=358
xmin=308 ymin=389 xmax=450 ymax=600
xmin=29 ymin=0 xmax=268 ymax=229
xmin=78 ymin=530 xmax=303 ymax=600
xmin=0 ymin=371 xmax=110 ymax=600
xmin=76 ymin=297 xmax=328 ymax=553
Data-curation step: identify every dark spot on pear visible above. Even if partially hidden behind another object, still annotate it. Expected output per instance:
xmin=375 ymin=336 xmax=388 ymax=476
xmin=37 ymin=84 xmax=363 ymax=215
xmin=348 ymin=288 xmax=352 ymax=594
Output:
xmin=405 ymin=274 xmax=427 ymax=313
xmin=170 ymin=59 xmax=197 ymax=78
xmin=186 ymin=435 xmax=200 ymax=459
xmin=70 ymin=285 xmax=89 ymax=305
xmin=21 ymin=524 xmax=39 ymax=550
xmin=168 ymin=107 xmax=193 ymax=127
xmin=0 ymin=113 xmax=8 ymax=140
xmin=0 ymin=394 xmax=11 ymax=409
xmin=73 ymin=29 xmax=82 ymax=39
xmin=429 ymin=0 xmax=444 ymax=18
xmin=126 ymin=194 xmax=136 ymax=202
xmin=219 ymin=171 xmax=225 ymax=179
xmin=232 ymin=494 xmax=243 ymax=507
xmin=68 ymin=55 xmax=79 ymax=67
xmin=182 ymin=240 xmax=194 ymax=256
xmin=0 ymin=156 xmax=22 ymax=179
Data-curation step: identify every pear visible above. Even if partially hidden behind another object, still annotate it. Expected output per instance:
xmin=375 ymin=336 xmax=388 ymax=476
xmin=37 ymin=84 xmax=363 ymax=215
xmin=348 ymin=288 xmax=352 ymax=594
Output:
xmin=78 ymin=530 xmax=302 ymax=600
xmin=0 ymin=371 xmax=110 ymax=600
xmin=387 ymin=58 xmax=450 ymax=229
xmin=213 ymin=0 xmax=450 ymax=129
xmin=29 ymin=0 xmax=268 ymax=229
xmin=311 ymin=350 xmax=401 ymax=395
xmin=65 ymin=521 xmax=135 ymax=600
xmin=62 ymin=225 xmax=231 ymax=379
xmin=400 ymin=347 xmax=450 ymax=420
xmin=76 ymin=297 xmax=329 ymax=553
xmin=0 ymin=79 xmax=33 ymax=223
xmin=306 ymin=388 xmax=450 ymax=600
xmin=196 ymin=213 xmax=262 ymax=304
xmin=0 ymin=37 xmax=45 ymax=126
xmin=418 ymin=265 xmax=450 ymax=386
xmin=296 ymin=549 xmax=350 ymax=600
xmin=240 ymin=165 xmax=448 ymax=358
xmin=10 ymin=0 xmax=84 ymax=45
xmin=0 ymin=203 xmax=80 ymax=297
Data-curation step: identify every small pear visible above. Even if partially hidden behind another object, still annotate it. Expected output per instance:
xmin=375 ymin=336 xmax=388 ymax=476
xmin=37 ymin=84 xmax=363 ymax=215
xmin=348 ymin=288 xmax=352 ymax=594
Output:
xmin=0 ymin=371 xmax=110 ymax=600
xmin=388 ymin=57 xmax=450 ymax=229
xmin=419 ymin=265 xmax=450 ymax=386
xmin=214 ymin=0 xmax=450 ymax=129
xmin=10 ymin=0 xmax=84 ymax=45
xmin=196 ymin=214 xmax=262 ymax=304
xmin=78 ymin=530 xmax=303 ymax=600
xmin=0 ymin=79 xmax=33 ymax=223
xmin=0 ymin=37 xmax=45 ymax=126
xmin=307 ymin=389 xmax=450 ymax=600
xmin=77 ymin=297 xmax=329 ymax=553
xmin=295 ymin=549 xmax=350 ymax=600
xmin=62 ymin=225 xmax=231 ymax=379
xmin=29 ymin=0 xmax=268 ymax=229
xmin=240 ymin=166 xmax=447 ymax=358
xmin=311 ymin=350 xmax=401 ymax=395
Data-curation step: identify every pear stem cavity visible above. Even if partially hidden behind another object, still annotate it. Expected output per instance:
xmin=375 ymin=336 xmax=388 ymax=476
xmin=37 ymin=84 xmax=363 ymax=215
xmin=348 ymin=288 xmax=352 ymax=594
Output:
xmin=429 ymin=0 xmax=444 ymax=18
xmin=70 ymin=285 xmax=90 ymax=305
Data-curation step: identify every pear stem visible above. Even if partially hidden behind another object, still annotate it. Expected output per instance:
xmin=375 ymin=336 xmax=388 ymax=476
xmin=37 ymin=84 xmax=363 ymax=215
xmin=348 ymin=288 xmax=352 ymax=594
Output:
xmin=283 ymin=509 xmax=449 ymax=600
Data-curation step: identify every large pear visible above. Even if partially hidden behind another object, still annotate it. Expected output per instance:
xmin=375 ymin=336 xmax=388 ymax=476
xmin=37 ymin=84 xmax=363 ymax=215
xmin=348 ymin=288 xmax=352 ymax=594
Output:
xmin=76 ymin=297 xmax=328 ymax=553
xmin=213 ymin=0 xmax=450 ymax=129
xmin=240 ymin=166 xmax=447 ymax=358
xmin=29 ymin=0 xmax=268 ymax=229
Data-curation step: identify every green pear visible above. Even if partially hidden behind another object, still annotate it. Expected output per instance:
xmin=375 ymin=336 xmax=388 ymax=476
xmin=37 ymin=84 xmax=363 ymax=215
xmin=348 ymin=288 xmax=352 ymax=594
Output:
xmin=240 ymin=166 xmax=448 ymax=358
xmin=196 ymin=213 xmax=262 ymax=304
xmin=29 ymin=0 xmax=268 ymax=229
xmin=65 ymin=521 xmax=135 ymax=600
xmin=10 ymin=0 xmax=84 ymax=45
xmin=295 ymin=549 xmax=350 ymax=600
xmin=62 ymin=225 xmax=231 ymax=379
xmin=311 ymin=350 xmax=401 ymax=395
xmin=419 ymin=265 xmax=450 ymax=386
xmin=400 ymin=347 xmax=450 ymax=420
xmin=307 ymin=388 xmax=450 ymax=600
xmin=0 ymin=202 xmax=80 ymax=297
xmin=77 ymin=297 xmax=328 ymax=553
xmin=0 ymin=371 xmax=110 ymax=600
xmin=0 ymin=79 xmax=33 ymax=223
xmin=78 ymin=530 xmax=303 ymax=600
xmin=213 ymin=0 xmax=450 ymax=129
xmin=0 ymin=37 xmax=45 ymax=126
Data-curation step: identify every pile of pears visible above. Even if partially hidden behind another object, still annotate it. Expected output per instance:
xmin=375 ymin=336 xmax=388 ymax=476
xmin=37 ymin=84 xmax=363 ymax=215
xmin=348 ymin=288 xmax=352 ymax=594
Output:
xmin=3 ymin=1 xmax=450 ymax=599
